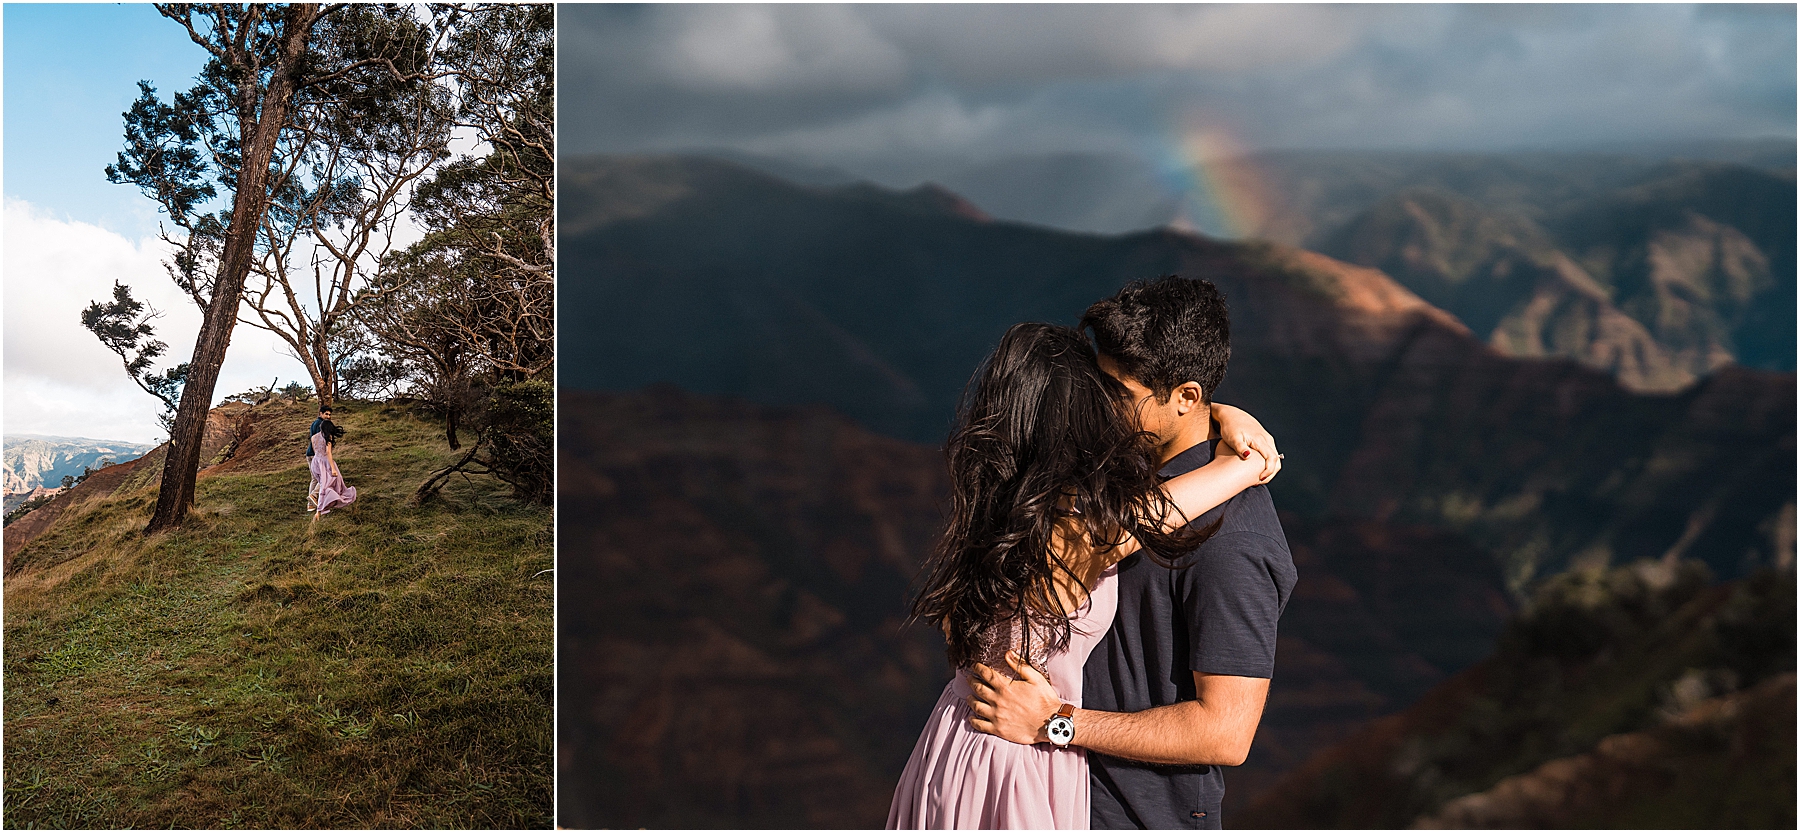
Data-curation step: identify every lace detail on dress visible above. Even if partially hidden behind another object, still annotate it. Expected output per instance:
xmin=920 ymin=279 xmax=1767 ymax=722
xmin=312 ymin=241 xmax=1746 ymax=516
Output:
xmin=967 ymin=614 xmax=1058 ymax=684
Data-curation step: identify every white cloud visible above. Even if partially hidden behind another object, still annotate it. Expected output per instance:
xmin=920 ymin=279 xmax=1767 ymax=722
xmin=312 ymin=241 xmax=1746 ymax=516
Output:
xmin=4 ymin=199 xmax=303 ymax=444
xmin=871 ymin=4 xmax=1382 ymax=83
xmin=657 ymin=4 xmax=910 ymax=94
xmin=744 ymin=89 xmax=1016 ymax=159
xmin=559 ymin=3 xmax=1793 ymax=158
xmin=564 ymin=4 xmax=909 ymax=97
xmin=5 ymin=376 xmax=175 ymax=447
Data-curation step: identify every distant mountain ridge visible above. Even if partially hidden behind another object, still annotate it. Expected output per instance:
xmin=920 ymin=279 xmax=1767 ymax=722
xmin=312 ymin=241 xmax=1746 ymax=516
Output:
xmin=560 ymin=152 xmax=1794 ymax=589
xmin=1318 ymin=164 xmax=1795 ymax=391
xmin=716 ymin=144 xmax=1796 ymax=390
xmin=2 ymin=435 xmax=158 ymax=495
xmin=718 ymin=140 xmax=1794 ymax=238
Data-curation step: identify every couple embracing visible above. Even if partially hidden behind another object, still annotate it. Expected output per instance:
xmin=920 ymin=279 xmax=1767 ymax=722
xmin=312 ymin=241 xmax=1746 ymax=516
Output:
xmin=889 ymin=276 xmax=1297 ymax=830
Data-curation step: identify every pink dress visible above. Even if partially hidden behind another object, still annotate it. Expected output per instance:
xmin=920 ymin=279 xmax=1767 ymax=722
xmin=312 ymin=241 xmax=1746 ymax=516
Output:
xmin=309 ymin=432 xmax=357 ymax=514
xmin=888 ymin=564 xmax=1119 ymax=829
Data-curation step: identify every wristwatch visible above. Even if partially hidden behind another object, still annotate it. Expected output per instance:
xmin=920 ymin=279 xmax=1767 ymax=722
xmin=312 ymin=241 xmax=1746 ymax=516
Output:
xmin=1045 ymin=704 xmax=1076 ymax=747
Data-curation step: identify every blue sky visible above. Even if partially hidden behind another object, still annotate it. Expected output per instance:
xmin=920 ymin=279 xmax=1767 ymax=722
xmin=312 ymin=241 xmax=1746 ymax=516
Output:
xmin=5 ymin=4 xmax=294 ymax=444
xmin=6 ymin=3 xmax=211 ymax=239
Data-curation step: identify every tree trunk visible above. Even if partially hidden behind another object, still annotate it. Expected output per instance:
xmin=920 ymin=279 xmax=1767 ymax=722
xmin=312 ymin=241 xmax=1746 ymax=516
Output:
xmin=446 ymin=404 xmax=461 ymax=450
xmin=312 ymin=366 xmax=335 ymax=411
xmin=310 ymin=328 xmax=336 ymax=410
xmin=146 ymin=8 xmax=321 ymax=534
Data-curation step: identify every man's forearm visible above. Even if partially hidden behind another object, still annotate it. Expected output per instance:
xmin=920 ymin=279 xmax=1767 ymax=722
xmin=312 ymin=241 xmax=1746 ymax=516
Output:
xmin=1070 ymin=702 xmax=1247 ymax=766
xmin=1070 ymin=677 xmax=1268 ymax=766
xmin=967 ymin=660 xmax=1271 ymax=765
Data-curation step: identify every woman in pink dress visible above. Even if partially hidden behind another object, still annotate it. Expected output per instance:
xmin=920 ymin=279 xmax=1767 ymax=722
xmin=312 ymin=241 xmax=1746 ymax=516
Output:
xmin=887 ymin=323 xmax=1277 ymax=829
xmin=310 ymin=412 xmax=357 ymax=518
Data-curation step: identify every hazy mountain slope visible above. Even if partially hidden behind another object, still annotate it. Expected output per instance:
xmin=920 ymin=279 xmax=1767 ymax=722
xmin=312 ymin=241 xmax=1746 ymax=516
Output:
xmin=1238 ymin=562 xmax=1796 ymax=829
xmin=2 ymin=487 xmax=61 ymax=519
xmin=933 ymin=152 xmax=1182 ymax=235
xmin=1226 ymin=150 xmax=1644 ymax=246
xmin=1310 ymin=161 xmax=1795 ymax=385
xmin=778 ymin=147 xmax=1796 ymax=385
xmin=1318 ymin=189 xmax=1689 ymax=391
xmin=1551 ymin=163 xmax=1798 ymax=373
xmin=559 ymin=153 xmax=1794 ymax=587
xmin=559 ymin=153 xmax=1470 ymax=451
xmin=1208 ymin=146 xmax=1791 ymax=250
xmin=3 ymin=435 xmax=158 ymax=495
xmin=555 ymin=389 xmax=952 ymax=828
xmin=801 ymin=141 xmax=1793 ymax=243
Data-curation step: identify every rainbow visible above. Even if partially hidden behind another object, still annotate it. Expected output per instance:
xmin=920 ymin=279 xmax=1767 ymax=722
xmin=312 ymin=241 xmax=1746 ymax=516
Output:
xmin=1148 ymin=118 xmax=1281 ymax=240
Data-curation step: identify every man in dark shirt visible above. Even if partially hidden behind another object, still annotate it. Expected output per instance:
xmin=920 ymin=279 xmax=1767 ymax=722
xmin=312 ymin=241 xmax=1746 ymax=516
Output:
xmin=306 ymin=407 xmax=330 ymax=458
xmin=969 ymin=276 xmax=1297 ymax=829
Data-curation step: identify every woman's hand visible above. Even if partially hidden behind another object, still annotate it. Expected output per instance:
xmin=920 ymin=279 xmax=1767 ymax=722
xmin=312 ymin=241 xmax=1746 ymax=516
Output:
xmin=1151 ymin=440 xmax=1276 ymax=533
xmin=1212 ymin=402 xmax=1281 ymax=483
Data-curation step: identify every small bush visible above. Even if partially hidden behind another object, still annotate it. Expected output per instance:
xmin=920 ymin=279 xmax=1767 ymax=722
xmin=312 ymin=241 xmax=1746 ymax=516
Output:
xmin=3 ymin=494 xmax=57 ymax=527
xmin=482 ymin=380 xmax=553 ymax=504
xmin=1509 ymin=559 xmax=1713 ymax=660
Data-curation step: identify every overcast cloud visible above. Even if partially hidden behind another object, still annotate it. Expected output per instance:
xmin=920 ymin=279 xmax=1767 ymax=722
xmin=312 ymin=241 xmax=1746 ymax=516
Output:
xmin=560 ymin=3 xmax=1796 ymax=173
xmin=4 ymin=200 xmax=298 ymax=444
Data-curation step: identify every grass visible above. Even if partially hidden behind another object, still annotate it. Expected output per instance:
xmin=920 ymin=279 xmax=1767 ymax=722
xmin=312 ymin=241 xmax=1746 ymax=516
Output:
xmin=4 ymin=399 xmax=552 ymax=829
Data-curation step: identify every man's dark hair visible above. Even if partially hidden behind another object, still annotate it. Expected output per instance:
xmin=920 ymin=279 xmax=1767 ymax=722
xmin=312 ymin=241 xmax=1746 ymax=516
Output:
xmin=319 ymin=405 xmax=332 ymax=414
xmin=1080 ymin=275 xmax=1230 ymax=404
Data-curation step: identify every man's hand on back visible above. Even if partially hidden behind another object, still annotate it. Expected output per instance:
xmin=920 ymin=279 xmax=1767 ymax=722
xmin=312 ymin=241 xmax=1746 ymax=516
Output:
xmin=966 ymin=651 xmax=1060 ymax=744
xmin=968 ymin=662 xmax=1271 ymax=766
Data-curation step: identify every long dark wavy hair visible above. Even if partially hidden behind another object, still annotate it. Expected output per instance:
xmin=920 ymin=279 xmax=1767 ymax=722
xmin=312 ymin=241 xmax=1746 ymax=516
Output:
xmin=910 ymin=323 xmax=1216 ymax=670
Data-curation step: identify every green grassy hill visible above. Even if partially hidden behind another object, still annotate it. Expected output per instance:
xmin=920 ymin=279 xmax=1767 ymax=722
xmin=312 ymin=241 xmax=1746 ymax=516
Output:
xmin=3 ymin=398 xmax=552 ymax=829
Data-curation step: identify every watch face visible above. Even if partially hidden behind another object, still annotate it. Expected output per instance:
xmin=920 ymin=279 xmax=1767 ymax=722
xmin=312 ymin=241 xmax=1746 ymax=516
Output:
xmin=1047 ymin=715 xmax=1074 ymax=746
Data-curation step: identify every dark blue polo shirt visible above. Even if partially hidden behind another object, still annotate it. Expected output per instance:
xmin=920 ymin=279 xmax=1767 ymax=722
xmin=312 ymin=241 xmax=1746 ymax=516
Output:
xmin=1083 ymin=438 xmax=1296 ymax=829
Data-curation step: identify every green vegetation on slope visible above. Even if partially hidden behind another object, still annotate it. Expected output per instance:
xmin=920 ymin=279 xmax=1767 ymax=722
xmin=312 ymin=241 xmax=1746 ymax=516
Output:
xmin=1239 ymin=560 xmax=1796 ymax=828
xmin=4 ymin=399 xmax=552 ymax=829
